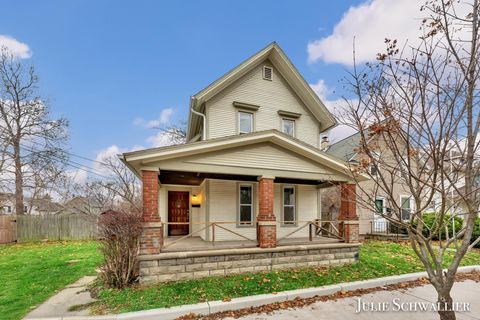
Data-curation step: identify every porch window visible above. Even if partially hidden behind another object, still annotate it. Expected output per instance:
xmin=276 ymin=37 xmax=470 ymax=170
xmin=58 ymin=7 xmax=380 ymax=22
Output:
xmin=238 ymin=184 xmax=254 ymax=225
xmin=282 ymin=186 xmax=296 ymax=225
xmin=282 ymin=119 xmax=295 ymax=137
xmin=238 ymin=111 xmax=253 ymax=134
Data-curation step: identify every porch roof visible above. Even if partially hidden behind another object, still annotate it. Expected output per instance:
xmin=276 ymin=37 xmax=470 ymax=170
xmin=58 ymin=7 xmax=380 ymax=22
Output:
xmin=121 ymin=130 xmax=369 ymax=183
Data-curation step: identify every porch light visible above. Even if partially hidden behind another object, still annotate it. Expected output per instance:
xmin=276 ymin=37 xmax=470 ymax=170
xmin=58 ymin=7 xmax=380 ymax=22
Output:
xmin=191 ymin=194 xmax=201 ymax=207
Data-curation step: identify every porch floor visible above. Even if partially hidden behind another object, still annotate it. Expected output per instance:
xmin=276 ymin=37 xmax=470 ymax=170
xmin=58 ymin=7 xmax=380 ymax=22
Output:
xmin=161 ymin=236 xmax=341 ymax=252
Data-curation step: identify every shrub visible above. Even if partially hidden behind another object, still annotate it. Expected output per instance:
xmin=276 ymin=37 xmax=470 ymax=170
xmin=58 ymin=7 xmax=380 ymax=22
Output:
xmin=97 ymin=210 xmax=143 ymax=289
xmin=471 ymin=217 xmax=480 ymax=248
xmin=415 ymin=213 xmax=463 ymax=240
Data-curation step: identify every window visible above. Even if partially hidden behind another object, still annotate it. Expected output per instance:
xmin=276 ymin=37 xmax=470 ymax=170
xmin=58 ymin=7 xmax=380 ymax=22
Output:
xmin=375 ymin=198 xmax=384 ymax=214
xmin=238 ymin=111 xmax=253 ymax=134
xmin=400 ymin=196 xmax=411 ymax=220
xmin=239 ymin=184 xmax=254 ymax=225
xmin=282 ymin=119 xmax=295 ymax=137
xmin=263 ymin=66 xmax=273 ymax=80
xmin=370 ymin=164 xmax=378 ymax=176
xmin=282 ymin=186 xmax=296 ymax=225
xmin=7 ymin=206 xmax=11 ymax=213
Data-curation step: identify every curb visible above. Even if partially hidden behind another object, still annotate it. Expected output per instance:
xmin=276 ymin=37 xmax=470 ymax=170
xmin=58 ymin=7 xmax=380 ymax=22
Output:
xmin=24 ymin=265 xmax=480 ymax=320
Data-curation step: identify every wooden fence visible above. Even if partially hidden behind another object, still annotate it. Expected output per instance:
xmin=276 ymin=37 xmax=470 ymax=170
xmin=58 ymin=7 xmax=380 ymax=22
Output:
xmin=0 ymin=215 xmax=16 ymax=244
xmin=0 ymin=214 xmax=99 ymax=243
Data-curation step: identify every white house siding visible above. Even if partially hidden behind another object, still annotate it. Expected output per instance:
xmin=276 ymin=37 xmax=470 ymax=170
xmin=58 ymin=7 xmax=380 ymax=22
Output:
xmin=206 ymin=179 xmax=319 ymax=241
xmin=205 ymin=61 xmax=321 ymax=148
xmin=186 ymin=143 xmax=332 ymax=175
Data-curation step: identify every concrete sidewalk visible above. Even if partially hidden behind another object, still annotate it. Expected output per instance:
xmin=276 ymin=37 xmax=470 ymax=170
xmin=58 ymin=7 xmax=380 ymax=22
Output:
xmin=25 ymin=276 xmax=96 ymax=319
xmin=232 ymin=280 xmax=480 ymax=320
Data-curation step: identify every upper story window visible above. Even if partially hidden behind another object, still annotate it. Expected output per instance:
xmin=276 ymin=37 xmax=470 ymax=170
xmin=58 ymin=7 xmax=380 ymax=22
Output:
xmin=282 ymin=119 xmax=295 ymax=137
xmin=238 ymin=111 xmax=253 ymax=134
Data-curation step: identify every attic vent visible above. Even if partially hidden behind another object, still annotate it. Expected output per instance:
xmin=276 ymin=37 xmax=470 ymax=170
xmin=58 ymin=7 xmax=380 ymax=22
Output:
xmin=263 ymin=66 xmax=273 ymax=81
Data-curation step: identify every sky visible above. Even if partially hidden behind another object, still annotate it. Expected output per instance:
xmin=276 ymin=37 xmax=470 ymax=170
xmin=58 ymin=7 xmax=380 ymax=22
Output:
xmin=0 ymin=0 xmax=427 ymax=181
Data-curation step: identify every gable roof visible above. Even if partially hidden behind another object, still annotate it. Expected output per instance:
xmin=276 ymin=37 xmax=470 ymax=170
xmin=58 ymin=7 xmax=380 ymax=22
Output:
xmin=122 ymin=129 xmax=368 ymax=182
xmin=326 ymin=130 xmax=366 ymax=162
xmin=187 ymin=42 xmax=337 ymax=140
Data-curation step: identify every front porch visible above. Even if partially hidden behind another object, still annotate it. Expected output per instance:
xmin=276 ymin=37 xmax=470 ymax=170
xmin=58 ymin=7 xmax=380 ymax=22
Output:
xmin=122 ymin=131 xmax=366 ymax=283
xmin=162 ymin=235 xmax=341 ymax=252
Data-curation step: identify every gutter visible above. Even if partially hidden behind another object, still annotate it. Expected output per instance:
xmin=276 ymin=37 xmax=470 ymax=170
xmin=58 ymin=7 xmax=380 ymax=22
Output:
xmin=190 ymin=102 xmax=206 ymax=141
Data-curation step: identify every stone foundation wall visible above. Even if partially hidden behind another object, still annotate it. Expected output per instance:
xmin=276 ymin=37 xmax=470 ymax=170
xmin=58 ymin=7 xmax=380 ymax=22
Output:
xmin=139 ymin=243 xmax=360 ymax=284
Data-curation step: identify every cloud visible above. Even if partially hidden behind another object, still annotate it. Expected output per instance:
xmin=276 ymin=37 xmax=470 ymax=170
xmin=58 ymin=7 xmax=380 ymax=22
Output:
xmin=65 ymin=168 xmax=88 ymax=184
xmin=134 ymin=108 xmax=175 ymax=128
xmin=0 ymin=35 xmax=32 ymax=59
xmin=310 ymin=79 xmax=331 ymax=101
xmin=146 ymin=131 xmax=179 ymax=147
xmin=307 ymin=0 xmax=424 ymax=65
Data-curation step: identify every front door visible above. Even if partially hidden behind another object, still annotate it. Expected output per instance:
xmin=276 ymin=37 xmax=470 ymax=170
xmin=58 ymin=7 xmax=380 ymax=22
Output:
xmin=168 ymin=191 xmax=189 ymax=236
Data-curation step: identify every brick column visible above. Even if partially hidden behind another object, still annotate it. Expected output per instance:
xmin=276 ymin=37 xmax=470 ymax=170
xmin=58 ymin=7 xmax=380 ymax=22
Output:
xmin=339 ymin=183 xmax=359 ymax=243
xmin=257 ymin=177 xmax=276 ymax=248
xmin=140 ymin=169 xmax=163 ymax=255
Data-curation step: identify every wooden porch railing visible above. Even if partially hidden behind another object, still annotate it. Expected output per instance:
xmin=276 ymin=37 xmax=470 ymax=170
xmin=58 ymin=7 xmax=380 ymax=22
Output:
xmin=161 ymin=219 xmax=344 ymax=249
xmin=277 ymin=219 xmax=344 ymax=242
xmin=161 ymin=221 xmax=257 ymax=249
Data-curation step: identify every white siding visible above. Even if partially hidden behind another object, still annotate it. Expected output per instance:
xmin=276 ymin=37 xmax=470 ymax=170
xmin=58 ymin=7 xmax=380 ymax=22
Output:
xmin=206 ymin=61 xmax=321 ymax=148
xmin=206 ymin=179 xmax=319 ymax=241
xmin=186 ymin=142 xmax=332 ymax=175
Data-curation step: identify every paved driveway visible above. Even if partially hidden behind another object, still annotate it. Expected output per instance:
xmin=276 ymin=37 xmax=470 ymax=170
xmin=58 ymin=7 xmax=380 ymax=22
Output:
xmin=228 ymin=280 xmax=480 ymax=320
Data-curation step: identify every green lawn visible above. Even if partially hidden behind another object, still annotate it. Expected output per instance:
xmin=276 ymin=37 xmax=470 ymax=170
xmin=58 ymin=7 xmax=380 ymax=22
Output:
xmin=0 ymin=241 xmax=102 ymax=320
xmin=92 ymin=241 xmax=480 ymax=314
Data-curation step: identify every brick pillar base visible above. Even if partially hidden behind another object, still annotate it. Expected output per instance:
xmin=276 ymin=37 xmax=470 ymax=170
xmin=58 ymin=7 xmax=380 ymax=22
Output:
xmin=339 ymin=183 xmax=359 ymax=243
xmin=141 ymin=170 xmax=163 ymax=254
xmin=257 ymin=177 xmax=276 ymax=248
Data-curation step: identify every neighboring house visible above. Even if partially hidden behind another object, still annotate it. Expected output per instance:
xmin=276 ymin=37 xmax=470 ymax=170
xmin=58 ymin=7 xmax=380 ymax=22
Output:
xmin=121 ymin=42 xmax=368 ymax=283
xmin=57 ymin=196 xmax=103 ymax=215
xmin=325 ymin=131 xmax=416 ymax=235
xmin=0 ymin=193 xmax=15 ymax=215
xmin=0 ymin=193 xmax=61 ymax=215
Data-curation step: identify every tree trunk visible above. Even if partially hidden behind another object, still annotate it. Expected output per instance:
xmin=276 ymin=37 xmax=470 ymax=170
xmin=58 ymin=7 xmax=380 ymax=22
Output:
xmin=438 ymin=290 xmax=456 ymax=320
xmin=13 ymin=140 xmax=24 ymax=215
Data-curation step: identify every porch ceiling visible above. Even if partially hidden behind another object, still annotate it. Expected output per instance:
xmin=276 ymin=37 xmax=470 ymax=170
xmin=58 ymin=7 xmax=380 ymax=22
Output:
xmin=159 ymin=170 xmax=326 ymax=186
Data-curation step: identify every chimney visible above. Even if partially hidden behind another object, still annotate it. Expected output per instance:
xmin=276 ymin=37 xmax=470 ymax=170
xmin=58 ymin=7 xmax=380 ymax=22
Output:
xmin=321 ymin=136 xmax=329 ymax=151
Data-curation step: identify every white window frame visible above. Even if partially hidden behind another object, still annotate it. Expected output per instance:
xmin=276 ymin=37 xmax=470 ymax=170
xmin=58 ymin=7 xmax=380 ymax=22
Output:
xmin=374 ymin=197 xmax=385 ymax=217
xmin=282 ymin=185 xmax=296 ymax=226
xmin=238 ymin=183 xmax=255 ymax=227
xmin=282 ymin=118 xmax=295 ymax=137
xmin=238 ymin=111 xmax=253 ymax=134
xmin=399 ymin=195 xmax=413 ymax=221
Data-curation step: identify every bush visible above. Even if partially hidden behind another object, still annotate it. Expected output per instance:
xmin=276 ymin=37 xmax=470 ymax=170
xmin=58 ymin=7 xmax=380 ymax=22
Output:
xmin=415 ymin=213 xmax=463 ymax=240
xmin=97 ymin=210 xmax=143 ymax=289
xmin=471 ymin=217 xmax=480 ymax=248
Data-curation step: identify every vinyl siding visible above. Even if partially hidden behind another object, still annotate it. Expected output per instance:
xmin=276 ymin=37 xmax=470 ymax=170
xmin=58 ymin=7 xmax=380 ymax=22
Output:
xmin=206 ymin=60 xmax=321 ymax=148
xmin=186 ymin=142 xmax=332 ymax=175
xmin=206 ymin=179 xmax=319 ymax=241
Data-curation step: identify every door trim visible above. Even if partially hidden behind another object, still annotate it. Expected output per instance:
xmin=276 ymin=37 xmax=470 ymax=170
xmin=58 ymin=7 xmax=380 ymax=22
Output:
xmin=167 ymin=191 xmax=191 ymax=237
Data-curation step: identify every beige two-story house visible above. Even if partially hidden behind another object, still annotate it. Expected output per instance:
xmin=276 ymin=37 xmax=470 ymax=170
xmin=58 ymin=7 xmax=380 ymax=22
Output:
xmin=122 ymin=43 xmax=368 ymax=283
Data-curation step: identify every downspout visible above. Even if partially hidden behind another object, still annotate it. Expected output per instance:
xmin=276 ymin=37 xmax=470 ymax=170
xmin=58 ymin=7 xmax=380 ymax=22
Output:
xmin=190 ymin=107 xmax=206 ymax=141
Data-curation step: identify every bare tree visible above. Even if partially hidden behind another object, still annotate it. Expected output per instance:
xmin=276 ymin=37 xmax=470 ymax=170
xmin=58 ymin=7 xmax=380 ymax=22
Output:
xmin=0 ymin=47 xmax=69 ymax=214
xmin=341 ymin=1 xmax=480 ymax=319
xmin=152 ymin=121 xmax=187 ymax=145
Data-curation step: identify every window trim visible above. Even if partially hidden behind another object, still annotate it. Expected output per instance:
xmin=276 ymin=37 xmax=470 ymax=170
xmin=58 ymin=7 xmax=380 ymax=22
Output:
xmin=374 ymin=197 xmax=385 ymax=216
xmin=281 ymin=118 xmax=296 ymax=137
xmin=399 ymin=195 xmax=412 ymax=221
xmin=237 ymin=183 xmax=256 ymax=227
xmin=237 ymin=110 xmax=254 ymax=134
xmin=281 ymin=185 xmax=297 ymax=226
